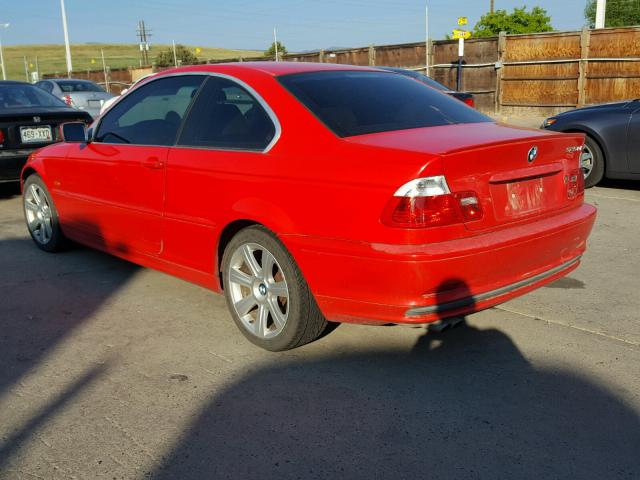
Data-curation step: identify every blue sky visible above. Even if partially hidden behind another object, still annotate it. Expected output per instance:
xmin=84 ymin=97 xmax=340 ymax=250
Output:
xmin=2 ymin=0 xmax=591 ymax=51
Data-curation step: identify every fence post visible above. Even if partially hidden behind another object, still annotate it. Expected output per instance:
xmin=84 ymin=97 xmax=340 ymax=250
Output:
xmin=368 ymin=45 xmax=376 ymax=66
xmin=495 ymin=31 xmax=507 ymax=114
xmin=578 ymin=27 xmax=591 ymax=107
xmin=427 ymin=39 xmax=433 ymax=77
xmin=319 ymin=49 xmax=325 ymax=63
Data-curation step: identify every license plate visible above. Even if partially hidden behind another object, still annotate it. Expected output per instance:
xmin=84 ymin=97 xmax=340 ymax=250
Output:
xmin=20 ymin=126 xmax=53 ymax=144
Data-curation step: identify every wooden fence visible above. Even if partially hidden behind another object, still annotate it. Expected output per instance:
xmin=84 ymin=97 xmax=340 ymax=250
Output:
xmin=214 ymin=26 xmax=640 ymax=116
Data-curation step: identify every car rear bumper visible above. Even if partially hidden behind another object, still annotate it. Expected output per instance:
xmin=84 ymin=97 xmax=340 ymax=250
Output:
xmin=0 ymin=149 xmax=34 ymax=182
xmin=282 ymin=203 xmax=597 ymax=325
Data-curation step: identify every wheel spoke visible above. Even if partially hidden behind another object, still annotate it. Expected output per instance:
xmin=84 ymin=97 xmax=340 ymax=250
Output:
xmin=30 ymin=185 xmax=42 ymax=206
xmin=242 ymin=245 xmax=261 ymax=277
xmin=43 ymin=220 xmax=53 ymax=241
xmin=255 ymin=304 xmax=269 ymax=337
xmin=261 ymin=250 xmax=276 ymax=280
xmin=234 ymin=294 xmax=257 ymax=317
xmin=267 ymin=296 xmax=286 ymax=329
xmin=229 ymin=267 xmax=253 ymax=287
xmin=25 ymin=201 xmax=38 ymax=212
xmin=269 ymin=281 xmax=288 ymax=298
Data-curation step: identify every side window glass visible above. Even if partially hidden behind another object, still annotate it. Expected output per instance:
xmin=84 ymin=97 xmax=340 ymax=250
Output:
xmin=95 ymin=75 xmax=204 ymax=146
xmin=178 ymin=76 xmax=276 ymax=151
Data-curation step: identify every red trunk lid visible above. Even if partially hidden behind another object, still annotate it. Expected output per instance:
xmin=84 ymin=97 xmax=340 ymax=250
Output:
xmin=347 ymin=122 xmax=585 ymax=231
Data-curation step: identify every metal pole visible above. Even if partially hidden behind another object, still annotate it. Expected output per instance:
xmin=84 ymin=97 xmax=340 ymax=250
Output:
xmin=595 ymin=0 xmax=607 ymax=28
xmin=172 ymin=40 xmax=177 ymax=67
xmin=101 ymin=49 xmax=109 ymax=93
xmin=60 ymin=0 xmax=73 ymax=76
xmin=0 ymin=37 xmax=5 ymax=81
xmin=23 ymin=56 xmax=29 ymax=82
xmin=273 ymin=27 xmax=278 ymax=62
xmin=35 ymin=56 xmax=40 ymax=81
xmin=425 ymin=4 xmax=429 ymax=76
xmin=0 ymin=23 xmax=9 ymax=81
xmin=456 ymin=38 xmax=464 ymax=91
xmin=490 ymin=0 xmax=494 ymax=14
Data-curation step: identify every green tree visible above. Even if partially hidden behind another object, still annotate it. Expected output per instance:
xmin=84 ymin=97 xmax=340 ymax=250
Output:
xmin=265 ymin=41 xmax=287 ymax=59
xmin=472 ymin=6 xmax=554 ymax=37
xmin=155 ymin=44 xmax=198 ymax=67
xmin=585 ymin=0 xmax=640 ymax=27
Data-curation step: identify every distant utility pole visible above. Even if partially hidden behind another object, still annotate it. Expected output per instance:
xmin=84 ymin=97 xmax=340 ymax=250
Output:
xmin=490 ymin=0 xmax=494 ymax=13
xmin=595 ymin=0 xmax=607 ymax=28
xmin=60 ymin=0 xmax=73 ymax=77
xmin=137 ymin=20 xmax=152 ymax=66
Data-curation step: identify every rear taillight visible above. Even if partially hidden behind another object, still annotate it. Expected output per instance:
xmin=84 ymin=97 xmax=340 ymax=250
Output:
xmin=463 ymin=97 xmax=475 ymax=108
xmin=0 ymin=129 xmax=4 ymax=145
xmin=567 ymin=168 xmax=585 ymax=199
xmin=382 ymin=176 xmax=483 ymax=228
xmin=63 ymin=95 xmax=74 ymax=106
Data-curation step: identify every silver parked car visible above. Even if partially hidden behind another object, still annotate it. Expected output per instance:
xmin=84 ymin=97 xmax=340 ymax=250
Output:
xmin=35 ymin=79 xmax=115 ymax=119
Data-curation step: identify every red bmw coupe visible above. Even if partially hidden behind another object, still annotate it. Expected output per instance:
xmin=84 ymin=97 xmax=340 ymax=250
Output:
xmin=21 ymin=63 xmax=596 ymax=351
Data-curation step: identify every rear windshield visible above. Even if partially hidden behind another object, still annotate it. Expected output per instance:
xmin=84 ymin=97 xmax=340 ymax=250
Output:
xmin=56 ymin=80 xmax=105 ymax=93
xmin=0 ymin=84 xmax=67 ymax=109
xmin=381 ymin=67 xmax=450 ymax=91
xmin=279 ymin=70 xmax=490 ymax=137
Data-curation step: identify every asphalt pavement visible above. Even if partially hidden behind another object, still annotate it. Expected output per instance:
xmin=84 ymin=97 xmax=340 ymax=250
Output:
xmin=0 ymin=179 xmax=639 ymax=479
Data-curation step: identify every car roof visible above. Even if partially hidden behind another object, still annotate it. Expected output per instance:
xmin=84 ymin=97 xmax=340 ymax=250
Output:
xmin=0 ymin=80 xmax=34 ymax=85
xmin=156 ymin=61 xmax=384 ymax=78
xmin=49 ymin=78 xmax=96 ymax=83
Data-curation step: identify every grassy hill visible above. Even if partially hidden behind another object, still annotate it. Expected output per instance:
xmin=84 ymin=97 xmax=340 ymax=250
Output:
xmin=1 ymin=43 xmax=263 ymax=81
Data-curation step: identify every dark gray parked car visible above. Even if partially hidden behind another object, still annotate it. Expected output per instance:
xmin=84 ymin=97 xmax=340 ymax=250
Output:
xmin=35 ymin=79 xmax=114 ymax=119
xmin=543 ymin=99 xmax=640 ymax=187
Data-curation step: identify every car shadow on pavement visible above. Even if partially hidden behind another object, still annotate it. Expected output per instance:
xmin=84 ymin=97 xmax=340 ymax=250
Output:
xmin=598 ymin=178 xmax=640 ymax=191
xmin=151 ymin=279 xmax=640 ymax=480
xmin=0 ymin=182 xmax=20 ymax=199
xmin=0 ymin=222 xmax=138 ymax=470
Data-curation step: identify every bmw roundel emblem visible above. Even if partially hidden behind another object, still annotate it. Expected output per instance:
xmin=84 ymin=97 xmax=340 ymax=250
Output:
xmin=527 ymin=146 xmax=538 ymax=163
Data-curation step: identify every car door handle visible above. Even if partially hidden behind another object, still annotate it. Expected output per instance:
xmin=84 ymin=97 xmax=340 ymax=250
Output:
xmin=141 ymin=156 xmax=165 ymax=169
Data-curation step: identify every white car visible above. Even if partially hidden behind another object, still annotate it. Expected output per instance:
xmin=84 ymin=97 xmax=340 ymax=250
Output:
xmin=35 ymin=79 xmax=115 ymax=119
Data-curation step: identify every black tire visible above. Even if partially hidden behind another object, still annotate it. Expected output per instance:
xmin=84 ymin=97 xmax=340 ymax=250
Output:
xmin=23 ymin=174 xmax=68 ymax=252
xmin=583 ymin=136 xmax=605 ymax=188
xmin=221 ymin=225 xmax=327 ymax=351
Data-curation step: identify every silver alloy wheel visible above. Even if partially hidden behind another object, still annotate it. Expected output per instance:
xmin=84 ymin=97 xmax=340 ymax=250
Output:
xmin=24 ymin=184 xmax=53 ymax=245
xmin=580 ymin=145 xmax=594 ymax=179
xmin=227 ymin=242 xmax=289 ymax=339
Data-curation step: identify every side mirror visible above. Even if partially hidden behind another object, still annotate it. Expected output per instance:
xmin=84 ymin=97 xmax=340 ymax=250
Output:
xmin=59 ymin=122 xmax=87 ymax=143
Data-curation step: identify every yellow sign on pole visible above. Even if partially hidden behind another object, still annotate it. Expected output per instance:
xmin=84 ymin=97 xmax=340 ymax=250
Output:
xmin=452 ymin=29 xmax=471 ymax=40
xmin=457 ymin=17 xmax=468 ymax=26
xmin=195 ymin=47 xmax=202 ymax=54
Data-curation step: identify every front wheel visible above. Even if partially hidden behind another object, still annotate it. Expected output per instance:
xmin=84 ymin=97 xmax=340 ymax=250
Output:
xmin=221 ymin=226 xmax=327 ymax=351
xmin=23 ymin=174 xmax=68 ymax=252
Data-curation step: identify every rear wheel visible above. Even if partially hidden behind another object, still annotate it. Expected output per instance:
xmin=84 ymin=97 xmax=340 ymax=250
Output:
xmin=581 ymin=136 xmax=605 ymax=188
xmin=23 ymin=175 xmax=67 ymax=252
xmin=221 ymin=225 xmax=327 ymax=351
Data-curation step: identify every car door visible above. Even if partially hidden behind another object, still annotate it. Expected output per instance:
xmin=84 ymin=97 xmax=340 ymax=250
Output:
xmin=628 ymin=101 xmax=640 ymax=173
xmin=162 ymin=75 xmax=278 ymax=273
xmin=57 ymin=75 xmax=205 ymax=255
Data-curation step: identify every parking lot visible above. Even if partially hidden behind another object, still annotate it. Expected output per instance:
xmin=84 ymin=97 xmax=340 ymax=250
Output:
xmin=0 ymin=179 xmax=639 ymax=479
